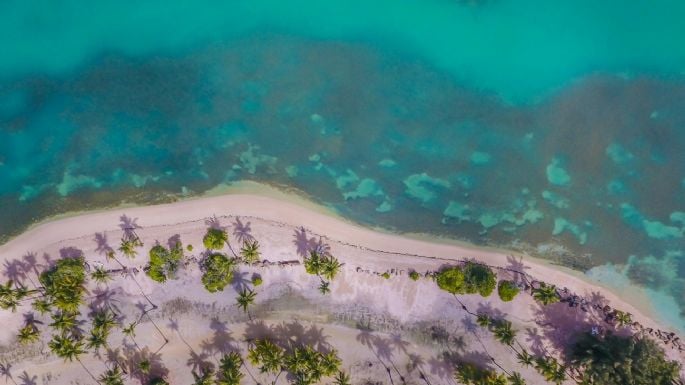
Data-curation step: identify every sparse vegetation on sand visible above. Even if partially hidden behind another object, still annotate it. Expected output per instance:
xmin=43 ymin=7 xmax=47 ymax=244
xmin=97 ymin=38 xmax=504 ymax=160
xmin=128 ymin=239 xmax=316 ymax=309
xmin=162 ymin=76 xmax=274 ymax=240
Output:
xmin=0 ymin=211 xmax=681 ymax=385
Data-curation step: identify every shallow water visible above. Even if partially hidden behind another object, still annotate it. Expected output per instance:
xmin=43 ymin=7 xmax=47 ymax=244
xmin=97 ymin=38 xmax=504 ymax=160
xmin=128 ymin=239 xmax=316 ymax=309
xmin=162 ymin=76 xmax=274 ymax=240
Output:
xmin=1 ymin=0 xmax=684 ymax=330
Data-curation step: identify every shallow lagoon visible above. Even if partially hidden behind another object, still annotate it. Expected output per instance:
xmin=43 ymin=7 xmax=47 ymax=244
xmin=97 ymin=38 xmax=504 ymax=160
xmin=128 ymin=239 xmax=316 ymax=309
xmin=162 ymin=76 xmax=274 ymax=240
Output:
xmin=0 ymin=0 xmax=684 ymax=329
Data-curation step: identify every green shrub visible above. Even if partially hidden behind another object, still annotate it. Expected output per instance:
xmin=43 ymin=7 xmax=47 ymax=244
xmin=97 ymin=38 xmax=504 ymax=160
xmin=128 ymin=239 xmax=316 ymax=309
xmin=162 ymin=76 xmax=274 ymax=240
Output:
xmin=463 ymin=262 xmax=497 ymax=297
xmin=145 ymin=243 xmax=183 ymax=283
xmin=201 ymin=253 xmax=235 ymax=293
xmin=436 ymin=262 xmax=496 ymax=297
xmin=381 ymin=272 xmax=391 ymax=279
xmin=187 ymin=244 xmax=193 ymax=252
xmin=409 ymin=271 xmax=420 ymax=281
xmin=436 ymin=266 xmax=465 ymax=294
xmin=252 ymin=275 xmax=263 ymax=286
xmin=497 ymin=280 xmax=519 ymax=302
xmin=203 ymin=228 xmax=228 ymax=250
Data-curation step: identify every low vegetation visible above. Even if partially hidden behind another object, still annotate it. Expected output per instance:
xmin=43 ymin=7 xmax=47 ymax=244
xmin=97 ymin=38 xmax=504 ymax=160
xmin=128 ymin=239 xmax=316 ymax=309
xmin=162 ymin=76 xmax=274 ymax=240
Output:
xmin=145 ymin=242 xmax=184 ymax=283
xmin=497 ymin=280 xmax=519 ymax=302
xmin=203 ymin=228 xmax=228 ymax=250
xmin=436 ymin=262 xmax=496 ymax=297
xmin=201 ymin=253 xmax=236 ymax=292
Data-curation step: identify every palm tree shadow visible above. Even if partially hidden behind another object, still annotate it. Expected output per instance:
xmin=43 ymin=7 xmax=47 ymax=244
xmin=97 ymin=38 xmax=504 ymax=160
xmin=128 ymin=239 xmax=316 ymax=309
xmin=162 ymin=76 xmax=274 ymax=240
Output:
xmin=199 ymin=317 xmax=238 ymax=356
xmin=244 ymin=320 xmax=271 ymax=343
xmin=3 ymin=259 xmax=27 ymax=284
xmin=204 ymin=215 xmax=225 ymax=230
xmin=231 ymin=270 xmax=251 ymax=292
xmin=461 ymin=315 xmax=478 ymax=334
xmin=427 ymin=351 xmax=459 ymax=383
xmin=292 ymin=227 xmax=331 ymax=258
xmin=533 ymin=299 xmax=605 ymax=358
xmin=17 ymin=371 xmax=36 ymax=385
xmin=167 ymin=234 xmax=182 ymax=249
xmin=232 ymin=217 xmax=254 ymax=244
xmin=119 ymin=215 xmax=141 ymax=239
xmin=0 ymin=362 xmax=16 ymax=385
xmin=21 ymin=252 xmax=40 ymax=280
xmin=94 ymin=232 xmax=115 ymax=256
xmin=293 ymin=227 xmax=313 ymax=258
xmin=187 ymin=349 xmax=215 ymax=374
xmin=506 ymin=255 xmax=531 ymax=285
xmin=475 ymin=302 xmax=507 ymax=321
xmin=59 ymin=247 xmax=84 ymax=260
xmin=123 ymin=345 xmax=168 ymax=384
xmin=525 ymin=327 xmax=547 ymax=356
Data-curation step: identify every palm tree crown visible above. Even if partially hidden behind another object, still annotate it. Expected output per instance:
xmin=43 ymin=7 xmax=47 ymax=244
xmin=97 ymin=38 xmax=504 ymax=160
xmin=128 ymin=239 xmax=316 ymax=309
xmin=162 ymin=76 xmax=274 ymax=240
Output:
xmin=240 ymin=240 xmax=260 ymax=264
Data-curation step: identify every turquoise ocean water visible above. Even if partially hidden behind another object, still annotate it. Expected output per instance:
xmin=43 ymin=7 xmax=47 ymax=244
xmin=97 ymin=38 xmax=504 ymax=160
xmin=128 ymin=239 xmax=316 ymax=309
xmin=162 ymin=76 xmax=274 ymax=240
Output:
xmin=1 ymin=0 xmax=684 ymax=329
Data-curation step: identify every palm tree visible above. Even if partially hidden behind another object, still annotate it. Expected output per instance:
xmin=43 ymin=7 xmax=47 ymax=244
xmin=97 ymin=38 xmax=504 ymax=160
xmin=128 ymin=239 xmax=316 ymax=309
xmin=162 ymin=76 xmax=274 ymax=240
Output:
xmin=248 ymin=339 xmax=284 ymax=375
xmin=86 ymin=328 xmax=108 ymax=351
xmin=17 ymin=324 xmax=40 ymax=345
xmin=240 ymin=240 xmax=260 ymax=264
xmin=236 ymin=288 xmax=256 ymax=318
xmin=0 ymin=295 xmax=19 ymax=312
xmin=333 ymin=370 xmax=351 ymax=385
xmin=48 ymin=334 xmax=85 ymax=362
xmin=516 ymin=349 xmax=534 ymax=367
xmin=49 ymin=312 xmax=77 ymax=333
xmin=122 ymin=322 xmax=137 ymax=338
xmin=492 ymin=320 xmax=516 ymax=346
xmin=548 ymin=366 xmax=567 ymax=385
xmin=93 ymin=309 xmax=118 ymax=331
xmin=99 ymin=366 xmax=124 ymax=385
xmin=0 ymin=280 xmax=13 ymax=298
xmin=532 ymin=283 xmax=559 ymax=306
xmin=13 ymin=285 xmax=29 ymax=300
xmin=91 ymin=267 xmax=112 ymax=284
xmin=614 ymin=310 xmax=632 ymax=327
xmin=320 ymin=256 xmax=342 ymax=281
xmin=476 ymin=313 xmax=491 ymax=328
xmin=119 ymin=236 xmax=142 ymax=259
xmin=320 ymin=350 xmax=341 ymax=376
xmin=218 ymin=352 xmax=243 ymax=385
xmin=32 ymin=298 xmax=52 ymax=315
xmin=138 ymin=359 xmax=151 ymax=375
xmin=507 ymin=371 xmax=526 ymax=385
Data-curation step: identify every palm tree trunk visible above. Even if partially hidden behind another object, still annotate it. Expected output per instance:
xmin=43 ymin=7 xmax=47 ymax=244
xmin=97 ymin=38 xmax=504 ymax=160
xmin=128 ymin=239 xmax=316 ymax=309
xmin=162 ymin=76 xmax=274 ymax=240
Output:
xmin=76 ymin=357 xmax=100 ymax=384
xmin=226 ymin=241 xmax=240 ymax=260
xmin=272 ymin=369 xmax=284 ymax=385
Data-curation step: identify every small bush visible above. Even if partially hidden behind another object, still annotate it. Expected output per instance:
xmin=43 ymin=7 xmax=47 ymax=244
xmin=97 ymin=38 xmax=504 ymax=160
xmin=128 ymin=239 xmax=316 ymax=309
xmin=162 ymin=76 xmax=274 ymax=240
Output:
xmin=436 ymin=266 xmax=465 ymax=294
xmin=203 ymin=228 xmax=228 ymax=250
xmin=201 ymin=253 xmax=235 ymax=293
xmin=436 ymin=262 xmax=496 ymax=297
xmin=252 ymin=275 xmax=263 ymax=286
xmin=145 ymin=243 xmax=183 ymax=283
xmin=497 ymin=280 xmax=520 ymax=302
xmin=381 ymin=272 xmax=391 ymax=279
xmin=409 ymin=271 xmax=420 ymax=281
xmin=187 ymin=244 xmax=193 ymax=252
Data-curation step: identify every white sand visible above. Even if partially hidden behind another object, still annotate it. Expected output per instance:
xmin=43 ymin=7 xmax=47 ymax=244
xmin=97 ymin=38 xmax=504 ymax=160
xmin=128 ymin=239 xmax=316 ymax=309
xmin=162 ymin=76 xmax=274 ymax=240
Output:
xmin=0 ymin=184 xmax=682 ymax=384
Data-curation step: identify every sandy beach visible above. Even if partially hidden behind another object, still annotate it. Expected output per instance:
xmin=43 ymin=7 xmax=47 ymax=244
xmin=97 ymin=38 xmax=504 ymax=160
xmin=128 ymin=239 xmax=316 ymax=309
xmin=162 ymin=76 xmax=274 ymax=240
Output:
xmin=0 ymin=184 xmax=682 ymax=384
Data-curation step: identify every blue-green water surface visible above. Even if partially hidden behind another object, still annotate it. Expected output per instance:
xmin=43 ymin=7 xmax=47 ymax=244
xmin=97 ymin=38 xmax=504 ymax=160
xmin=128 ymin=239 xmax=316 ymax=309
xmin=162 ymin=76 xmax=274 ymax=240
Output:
xmin=1 ymin=0 xmax=684 ymax=330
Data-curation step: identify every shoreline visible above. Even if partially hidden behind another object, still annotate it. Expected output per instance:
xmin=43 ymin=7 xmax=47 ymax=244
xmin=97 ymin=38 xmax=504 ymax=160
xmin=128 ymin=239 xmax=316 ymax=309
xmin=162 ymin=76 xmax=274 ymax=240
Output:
xmin=0 ymin=181 xmax=679 ymax=339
